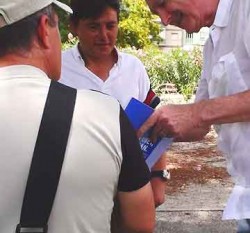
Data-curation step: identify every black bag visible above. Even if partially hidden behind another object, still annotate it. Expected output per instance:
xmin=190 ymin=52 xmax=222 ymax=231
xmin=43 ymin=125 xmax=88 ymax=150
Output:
xmin=15 ymin=81 xmax=76 ymax=233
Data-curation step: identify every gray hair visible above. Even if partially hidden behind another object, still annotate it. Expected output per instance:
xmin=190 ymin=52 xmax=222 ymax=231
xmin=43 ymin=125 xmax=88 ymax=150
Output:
xmin=0 ymin=4 xmax=57 ymax=57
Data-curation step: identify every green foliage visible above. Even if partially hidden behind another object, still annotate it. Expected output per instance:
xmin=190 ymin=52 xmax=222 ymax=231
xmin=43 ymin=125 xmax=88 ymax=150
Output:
xmin=58 ymin=0 xmax=161 ymax=47
xmin=166 ymin=47 xmax=203 ymax=100
xmin=118 ymin=0 xmax=162 ymax=48
xmin=57 ymin=0 xmax=70 ymax=42
xmin=62 ymin=34 xmax=78 ymax=50
xmin=121 ymin=46 xmax=203 ymax=100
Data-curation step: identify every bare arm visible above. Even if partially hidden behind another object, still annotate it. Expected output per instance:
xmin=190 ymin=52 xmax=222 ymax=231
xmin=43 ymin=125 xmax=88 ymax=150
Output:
xmin=137 ymin=102 xmax=210 ymax=142
xmin=198 ymin=90 xmax=250 ymax=125
xmin=118 ymin=182 xmax=155 ymax=233
xmin=115 ymin=107 xmax=155 ymax=232
xmin=150 ymin=153 xmax=167 ymax=207
xmin=139 ymin=90 xmax=250 ymax=142
xmin=139 ymin=91 xmax=250 ymax=142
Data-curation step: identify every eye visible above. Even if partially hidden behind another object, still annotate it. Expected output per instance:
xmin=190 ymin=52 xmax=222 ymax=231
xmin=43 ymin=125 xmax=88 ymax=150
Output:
xmin=150 ymin=0 xmax=166 ymax=15
xmin=157 ymin=0 xmax=165 ymax=7
xmin=88 ymin=24 xmax=99 ymax=31
xmin=106 ymin=22 xmax=117 ymax=30
xmin=154 ymin=0 xmax=165 ymax=9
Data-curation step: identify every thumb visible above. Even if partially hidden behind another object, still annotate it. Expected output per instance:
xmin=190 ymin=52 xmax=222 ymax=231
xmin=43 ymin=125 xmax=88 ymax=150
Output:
xmin=137 ymin=112 xmax=158 ymax=138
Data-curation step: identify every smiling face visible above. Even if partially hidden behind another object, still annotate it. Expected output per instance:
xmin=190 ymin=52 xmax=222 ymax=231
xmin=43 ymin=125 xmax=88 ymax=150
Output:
xmin=146 ymin=0 xmax=206 ymax=33
xmin=71 ymin=6 xmax=118 ymax=59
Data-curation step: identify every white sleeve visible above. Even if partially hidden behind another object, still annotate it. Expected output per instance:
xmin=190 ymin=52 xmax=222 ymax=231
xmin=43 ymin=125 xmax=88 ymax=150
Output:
xmin=137 ymin=59 xmax=151 ymax=102
xmin=195 ymin=43 xmax=210 ymax=102
xmin=195 ymin=69 xmax=209 ymax=102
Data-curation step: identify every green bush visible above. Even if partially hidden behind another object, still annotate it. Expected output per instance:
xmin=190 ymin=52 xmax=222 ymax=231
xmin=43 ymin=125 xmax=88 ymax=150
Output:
xmin=117 ymin=0 xmax=162 ymax=48
xmin=120 ymin=46 xmax=203 ymax=100
xmin=61 ymin=34 xmax=78 ymax=51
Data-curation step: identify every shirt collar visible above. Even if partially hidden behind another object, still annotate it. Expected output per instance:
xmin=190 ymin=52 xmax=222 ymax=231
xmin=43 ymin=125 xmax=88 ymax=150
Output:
xmin=71 ymin=43 xmax=122 ymax=68
xmin=114 ymin=47 xmax=123 ymax=68
xmin=212 ymin=0 xmax=233 ymax=28
xmin=71 ymin=43 xmax=85 ymax=65
xmin=0 ymin=65 xmax=48 ymax=79
xmin=209 ymin=0 xmax=233 ymax=47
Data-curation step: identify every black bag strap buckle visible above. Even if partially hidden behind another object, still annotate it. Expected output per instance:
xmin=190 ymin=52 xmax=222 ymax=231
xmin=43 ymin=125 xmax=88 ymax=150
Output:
xmin=16 ymin=224 xmax=48 ymax=233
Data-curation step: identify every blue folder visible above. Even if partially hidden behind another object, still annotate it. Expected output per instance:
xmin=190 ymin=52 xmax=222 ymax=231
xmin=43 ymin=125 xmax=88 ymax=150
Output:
xmin=125 ymin=98 xmax=173 ymax=169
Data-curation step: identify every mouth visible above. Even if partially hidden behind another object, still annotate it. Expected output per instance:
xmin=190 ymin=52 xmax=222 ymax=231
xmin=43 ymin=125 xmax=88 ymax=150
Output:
xmin=96 ymin=43 xmax=110 ymax=47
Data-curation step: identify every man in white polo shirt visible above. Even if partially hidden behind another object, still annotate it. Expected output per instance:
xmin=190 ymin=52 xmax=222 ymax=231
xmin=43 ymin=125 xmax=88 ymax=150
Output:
xmin=60 ymin=0 xmax=168 ymax=207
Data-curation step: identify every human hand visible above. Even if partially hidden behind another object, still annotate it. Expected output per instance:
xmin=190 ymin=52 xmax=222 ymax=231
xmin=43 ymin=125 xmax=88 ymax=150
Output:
xmin=138 ymin=103 xmax=210 ymax=142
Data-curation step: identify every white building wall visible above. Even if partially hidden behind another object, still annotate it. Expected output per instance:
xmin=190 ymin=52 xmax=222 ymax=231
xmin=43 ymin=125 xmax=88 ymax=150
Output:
xmin=158 ymin=25 xmax=209 ymax=51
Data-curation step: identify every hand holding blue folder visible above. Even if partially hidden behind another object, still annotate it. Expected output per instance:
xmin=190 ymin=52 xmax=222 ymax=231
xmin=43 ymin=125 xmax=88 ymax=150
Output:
xmin=125 ymin=98 xmax=173 ymax=169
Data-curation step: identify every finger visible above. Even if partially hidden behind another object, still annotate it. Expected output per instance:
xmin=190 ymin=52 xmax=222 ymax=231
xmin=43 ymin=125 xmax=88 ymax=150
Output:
xmin=150 ymin=122 xmax=165 ymax=142
xmin=173 ymin=136 xmax=182 ymax=142
xmin=137 ymin=111 xmax=158 ymax=138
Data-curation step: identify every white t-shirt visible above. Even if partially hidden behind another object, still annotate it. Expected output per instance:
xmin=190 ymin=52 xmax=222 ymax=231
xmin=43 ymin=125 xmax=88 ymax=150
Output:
xmin=60 ymin=46 xmax=150 ymax=108
xmin=0 ymin=65 xmax=150 ymax=233
xmin=195 ymin=0 xmax=250 ymax=220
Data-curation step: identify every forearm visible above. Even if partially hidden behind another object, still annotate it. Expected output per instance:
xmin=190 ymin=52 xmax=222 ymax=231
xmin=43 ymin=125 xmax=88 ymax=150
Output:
xmin=118 ymin=183 xmax=155 ymax=233
xmin=151 ymin=153 xmax=167 ymax=207
xmin=151 ymin=153 xmax=167 ymax=170
xmin=198 ymin=90 xmax=250 ymax=126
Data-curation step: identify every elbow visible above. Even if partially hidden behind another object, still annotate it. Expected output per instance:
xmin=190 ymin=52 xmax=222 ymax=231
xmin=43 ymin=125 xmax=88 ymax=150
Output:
xmin=154 ymin=194 xmax=165 ymax=207
xmin=145 ymin=221 xmax=155 ymax=233
xmin=140 ymin=225 xmax=155 ymax=233
xmin=141 ymin=219 xmax=155 ymax=233
xmin=126 ymin=220 xmax=155 ymax=233
xmin=122 ymin=210 xmax=155 ymax=233
xmin=150 ymin=179 xmax=166 ymax=207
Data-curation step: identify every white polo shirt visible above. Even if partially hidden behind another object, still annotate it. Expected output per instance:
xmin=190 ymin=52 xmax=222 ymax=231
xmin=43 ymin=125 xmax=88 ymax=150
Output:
xmin=60 ymin=46 xmax=150 ymax=108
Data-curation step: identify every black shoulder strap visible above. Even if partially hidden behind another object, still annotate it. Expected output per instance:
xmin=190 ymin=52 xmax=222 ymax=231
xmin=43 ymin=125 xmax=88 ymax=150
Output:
xmin=16 ymin=81 xmax=76 ymax=233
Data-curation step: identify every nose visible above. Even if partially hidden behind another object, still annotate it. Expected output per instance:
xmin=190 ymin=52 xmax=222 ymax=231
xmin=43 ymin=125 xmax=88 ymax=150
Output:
xmin=99 ymin=26 xmax=108 ymax=41
xmin=158 ymin=10 xmax=172 ymax=26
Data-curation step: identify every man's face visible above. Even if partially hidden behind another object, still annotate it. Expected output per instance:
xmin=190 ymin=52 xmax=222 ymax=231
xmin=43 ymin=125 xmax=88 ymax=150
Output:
xmin=146 ymin=0 xmax=205 ymax=33
xmin=72 ymin=7 xmax=118 ymax=58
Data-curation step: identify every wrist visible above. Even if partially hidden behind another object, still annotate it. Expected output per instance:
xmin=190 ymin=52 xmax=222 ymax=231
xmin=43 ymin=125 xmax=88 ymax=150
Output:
xmin=151 ymin=169 xmax=170 ymax=181
xmin=151 ymin=153 xmax=167 ymax=170
xmin=195 ymin=100 xmax=210 ymax=128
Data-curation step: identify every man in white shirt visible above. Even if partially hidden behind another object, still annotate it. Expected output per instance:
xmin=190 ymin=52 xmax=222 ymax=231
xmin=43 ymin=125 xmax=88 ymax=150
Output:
xmin=60 ymin=0 xmax=168 ymax=208
xmin=142 ymin=0 xmax=250 ymax=232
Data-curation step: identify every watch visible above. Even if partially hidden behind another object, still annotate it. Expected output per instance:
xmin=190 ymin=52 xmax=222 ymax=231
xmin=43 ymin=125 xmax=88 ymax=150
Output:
xmin=151 ymin=169 xmax=170 ymax=181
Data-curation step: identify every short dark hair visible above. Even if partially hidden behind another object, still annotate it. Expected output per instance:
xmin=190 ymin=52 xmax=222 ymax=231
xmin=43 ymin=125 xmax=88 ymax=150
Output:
xmin=0 ymin=5 xmax=56 ymax=57
xmin=70 ymin=0 xmax=120 ymax=24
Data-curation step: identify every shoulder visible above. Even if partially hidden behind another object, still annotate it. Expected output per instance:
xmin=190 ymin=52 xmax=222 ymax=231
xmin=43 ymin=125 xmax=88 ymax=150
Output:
xmin=118 ymin=51 xmax=144 ymax=66
xmin=62 ymin=46 xmax=74 ymax=55
xmin=62 ymin=46 xmax=77 ymax=62
xmin=75 ymin=89 xmax=120 ymax=116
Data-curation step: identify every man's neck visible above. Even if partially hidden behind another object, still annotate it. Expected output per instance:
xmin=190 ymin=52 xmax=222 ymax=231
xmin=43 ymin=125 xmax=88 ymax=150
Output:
xmin=0 ymin=51 xmax=53 ymax=79
xmin=78 ymin=44 xmax=117 ymax=64
xmin=0 ymin=53 xmax=31 ymax=67
xmin=78 ymin=44 xmax=118 ymax=81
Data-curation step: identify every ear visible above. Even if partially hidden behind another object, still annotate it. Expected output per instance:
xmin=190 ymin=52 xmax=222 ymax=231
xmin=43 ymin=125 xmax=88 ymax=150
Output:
xmin=36 ymin=15 xmax=52 ymax=49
